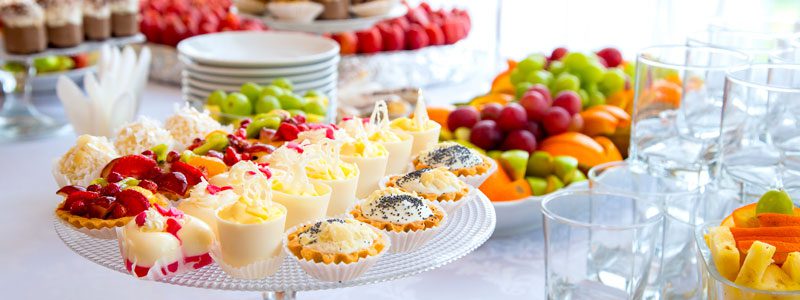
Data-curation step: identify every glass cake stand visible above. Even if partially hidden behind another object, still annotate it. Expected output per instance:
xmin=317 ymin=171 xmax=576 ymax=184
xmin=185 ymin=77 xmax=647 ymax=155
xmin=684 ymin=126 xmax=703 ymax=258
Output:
xmin=54 ymin=192 xmax=497 ymax=300
xmin=0 ymin=34 xmax=144 ymax=142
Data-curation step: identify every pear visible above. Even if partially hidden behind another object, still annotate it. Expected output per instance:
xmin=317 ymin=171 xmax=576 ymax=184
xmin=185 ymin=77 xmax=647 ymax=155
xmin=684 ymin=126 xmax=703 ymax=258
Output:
xmin=553 ymin=155 xmax=578 ymax=180
xmin=487 ymin=150 xmax=503 ymax=161
xmin=756 ymin=190 xmax=794 ymax=215
xmin=526 ymin=151 xmax=553 ymax=178
xmin=545 ymin=175 xmax=565 ymax=194
xmin=499 ymin=150 xmax=529 ymax=181
xmin=565 ymin=169 xmax=587 ymax=185
xmin=526 ymin=177 xmax=548 ymax=196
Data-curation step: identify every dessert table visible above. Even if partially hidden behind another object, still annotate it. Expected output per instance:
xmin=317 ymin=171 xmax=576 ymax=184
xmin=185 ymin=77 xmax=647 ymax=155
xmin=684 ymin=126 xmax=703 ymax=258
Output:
xmin=0 ymin=82 xmax=544 ymax=299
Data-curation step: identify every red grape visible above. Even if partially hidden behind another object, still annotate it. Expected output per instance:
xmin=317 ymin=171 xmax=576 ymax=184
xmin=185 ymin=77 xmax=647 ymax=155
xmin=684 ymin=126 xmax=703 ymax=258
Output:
xmin=526 ymin=84 xmax=552 ymax=104
xmin=553 ymin=91 xmax=582 ymax=115
xmin=519 ymin=91 xmax=549 ymax=122
xmin=500 ymin=130 xmax=537 ymax=153
xmin=480 ymin=103 xmax=503 ymax=121
xmin=469 ymin=120 xmax=503 ymax=150
xmin=526 ymin=121 xmax=544 ymax=141
xmin=447 ymin=106 xmax=480 ymax=131
xmin=597 ymin=47 xmax=623 ymax=68
xmin=542 ymin=107 xmax=572 ymax=135
xmin=568 ymin=113 xmax=584 ymax=132
xmin=497 ymin=103 xmax=527 ymax=132
xmin=551 ymin=47 xmax=568 ymax=61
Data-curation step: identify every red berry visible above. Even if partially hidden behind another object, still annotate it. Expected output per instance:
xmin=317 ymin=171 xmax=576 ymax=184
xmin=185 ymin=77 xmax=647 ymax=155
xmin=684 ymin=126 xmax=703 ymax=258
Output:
xmin=223 ymin=146 xmax=241 ymax=166
xmin=166 ymin=151 xmax=180 ymax=163
xmin=86 ymin=184 xmax=101 ymax=192
xmin=276 ymin=122 xmax=300 ymax=141
xmin=115 ymin=189 xmax=150 ymax=216
xmin=109 ymin=203 xmax=127 ymax=219
xmin=469 ymin=120 xmax=502 ymax=150
xmin=68 ymin=199 xmax=87 ymax=215
xmin=100 ymin=183 xmax=122 ymax=196
xmin=138 ymin=179 xmax=158 ymax=193
xmin=107 ymin=172 xmax=123 ymax=183
xmin=447 ymin=106 xmax=480 ymax=132
xmin=497 ymin=103 xmax=528 ymax=132
xmin=542 ymin=107 xmax=572 ymax=135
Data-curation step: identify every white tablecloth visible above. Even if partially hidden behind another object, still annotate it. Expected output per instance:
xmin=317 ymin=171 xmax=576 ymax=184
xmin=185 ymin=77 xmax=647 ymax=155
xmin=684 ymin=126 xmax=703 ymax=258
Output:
xmin=0 ymin=83 xmax=544 ymax=299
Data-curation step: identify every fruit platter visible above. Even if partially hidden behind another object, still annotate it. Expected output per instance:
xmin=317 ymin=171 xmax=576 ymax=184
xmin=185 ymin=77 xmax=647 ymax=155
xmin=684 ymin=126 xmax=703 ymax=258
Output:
xmin=52 ymin=97 xmax=495 ymax=296
xmin=699 ymin=189 xmax=800 ymax=299
xmin=423 ymin=46 xmax=635 ymax=234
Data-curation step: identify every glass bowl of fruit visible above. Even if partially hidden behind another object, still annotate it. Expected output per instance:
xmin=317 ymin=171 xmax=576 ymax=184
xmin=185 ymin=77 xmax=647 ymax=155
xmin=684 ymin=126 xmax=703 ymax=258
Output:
xmin=696 ymin=190 xmax=800 ymax=299
xmin=186 ymin=78 xmax=333 ymax=126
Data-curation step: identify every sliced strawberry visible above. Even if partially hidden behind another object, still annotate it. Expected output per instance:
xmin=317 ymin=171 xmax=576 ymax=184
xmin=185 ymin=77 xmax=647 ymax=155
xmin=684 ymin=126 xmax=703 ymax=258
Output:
xmin=138 ymin=180 xmax=158 ymax=193
xmin=170 ymin=161 xmax=205 ymax=186
xmin=134 ymin=211 xmax=147 ymax=226
xmin=116 ymin=189 xmax=150 ymax=217
xmin=276 ymin=123 xmax=300 ymax=141
xmin=102 ymin=155 xmax=159 ymax=180
xmin=223 ymin=147 xmax=241 ymax=166
xmin=56 ymin=185 xmax=86 ymax=197
xmin=63 ymin=191 xmax=100 ymax=211
xmin=109 ymin=203 xmax=128 ymax=219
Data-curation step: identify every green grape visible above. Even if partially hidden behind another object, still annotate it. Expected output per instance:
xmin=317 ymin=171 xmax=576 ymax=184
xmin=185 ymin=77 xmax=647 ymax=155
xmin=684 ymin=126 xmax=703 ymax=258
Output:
xmin=548 ymin=60 xmax=566 ymax=76
xmin=588 ymin=88 xmax=606 ymax=107
xmin=598 ymin=68 xmax=626 ymax=95
xmin=517 ymin=54 xmax=547 ymax=73
xmin=272 ymin=78 xmax=293 ymax=90
xmin=304 ymin=90 xmax=322 ymax=97
xmin=578 ymin=89 xmax=590 ymax=107
xmin=206 ymin=90 xmax=227 ymax=106
xmin=240 ymin=82 xmax=262 ymax=102
xmin=516 ymin=82 xmax=534 ymax=99
xmin=562 ymin=52 xmax=591 ymax=70
xmin=581 ymin=61 xmax=607 ymax=84
xmin=623 ymin=62 xmax=635 ymax=79
xmin=553 ymin=73 xmax=581 ymax=93
xmin=509 ymin=68 xmax=525 ymax=85
xmin=526 ymin=70 xmax=554 ymax=86
xmin=261 ymin=85 xmax=285 ymax=97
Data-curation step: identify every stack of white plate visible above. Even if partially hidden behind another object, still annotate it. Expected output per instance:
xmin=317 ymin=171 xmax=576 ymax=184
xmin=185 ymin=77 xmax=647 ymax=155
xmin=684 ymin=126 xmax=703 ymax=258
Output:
xmin=177 ymin=31 xmax=340 ymax=103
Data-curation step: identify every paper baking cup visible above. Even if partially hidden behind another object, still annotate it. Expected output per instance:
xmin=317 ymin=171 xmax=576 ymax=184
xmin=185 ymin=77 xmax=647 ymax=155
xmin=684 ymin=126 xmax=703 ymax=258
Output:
xmin=210 ymin=243 xmax=285 ymax=280
xmin=350 ymin=0 xmax=399 ymax=17
xmin=267 ymin=2 xmax=324 ymax=23
xmin=58 ymin=217 xmax=118 ymax=239
xmin=116 ymin=227 xmax=208 ymax=280
xmin=371 ymin=201 xmax=447 ymax=253
xmin=378 ymin=174 xmax=475 ymax=215
xmin=283 ymin=220 xmax=390 ymax=282
xmin=406 ymin=158 xmax=497 ymax=188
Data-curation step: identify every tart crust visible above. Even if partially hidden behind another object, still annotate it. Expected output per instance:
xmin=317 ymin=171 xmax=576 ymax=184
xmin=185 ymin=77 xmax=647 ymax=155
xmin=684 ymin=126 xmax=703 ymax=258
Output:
xmin=286 ymin=224 xmax=387 ymax=264
xmin=413 ymin=156 xmax=493 ymax=177
xmin=350 ymin=203 xmax=445 ymax=233
xmin=55 ymin=205 xmax=131 ymax=230
xmin=386 ymin=175 xmax=470 ymax=202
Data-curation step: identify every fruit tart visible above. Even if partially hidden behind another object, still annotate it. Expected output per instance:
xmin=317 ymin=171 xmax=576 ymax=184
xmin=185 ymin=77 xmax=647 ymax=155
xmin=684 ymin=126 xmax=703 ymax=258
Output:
xmin=284 ymin=217 xmax=389 ymax=282
xmin=350 ymin=187 xmax=445 ymax=252
xmin=53 ymin=134 xmax=119 ymax=187
xmin=383 ymin=167 xmax=472 ymax=214
xmin=118 ymin=205 xmax=214 ymax=279
xmin=55 ymin=178 xmax=167 ymax=239
xmin=704 ymin=190 xmax=800 ymax=297
xmin=412 ymin=141 xmax=496 ymax=187
xmin=99 ymin=149 xmax=211 ymax=200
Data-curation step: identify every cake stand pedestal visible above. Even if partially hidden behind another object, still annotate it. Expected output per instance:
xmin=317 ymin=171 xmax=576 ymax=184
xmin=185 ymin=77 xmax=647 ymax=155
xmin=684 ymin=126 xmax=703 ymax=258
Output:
xmin=55 ymin=191 xmax=497 ymax=300
xmin=0 ymin=34 xmax=144 ymax=142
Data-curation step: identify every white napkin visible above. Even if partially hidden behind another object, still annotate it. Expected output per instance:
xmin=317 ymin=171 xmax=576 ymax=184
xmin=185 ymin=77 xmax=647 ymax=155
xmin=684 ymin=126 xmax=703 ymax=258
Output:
xmin=56 ymin=45 xmax=151 ymax=137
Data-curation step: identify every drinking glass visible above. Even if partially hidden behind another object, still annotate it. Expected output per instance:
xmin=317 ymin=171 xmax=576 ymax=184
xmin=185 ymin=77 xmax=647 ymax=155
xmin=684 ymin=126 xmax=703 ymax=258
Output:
xmin=687 ymin=29 xmax=789 ymax=62
xmin=589 ymin=161 xmax=737 ymax=299
xmin=630 ymin=45 xmax=749 ymax=185
xmin=718 ymin=64 xmax=800 ymax=202
xmin=542 ymin=190 xmax=663 ymax=300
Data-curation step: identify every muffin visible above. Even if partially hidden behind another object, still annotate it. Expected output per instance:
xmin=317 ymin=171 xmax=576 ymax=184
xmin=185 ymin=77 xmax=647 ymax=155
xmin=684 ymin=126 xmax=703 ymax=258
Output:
xmin=350 ymin=187 xmax=445 ymax=252
xmin=37 ymin=0 xmax=83 ymax=48
xmin=0 ymin=0 xmax=47 ymax=54
xmin=285 ymin=218 xmax=389 ymax=281
xmin=82 ymin=0 xmax=110 ymax=40
xmin=413 ymin=142 xmax=495 ymax=187
xmin=385 ymin=167 xmax=472 ymax=214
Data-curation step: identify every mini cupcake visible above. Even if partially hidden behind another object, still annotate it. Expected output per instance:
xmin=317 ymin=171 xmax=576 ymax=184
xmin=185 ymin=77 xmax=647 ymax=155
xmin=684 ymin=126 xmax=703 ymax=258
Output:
xmin=177 ymin=179 xmax=238 ymax=236
xmin=390 ymin=97 xmax=442 ymax=157
xmin=413 ymin=142 xmax=495 ymax=187
xmin=0 ymin=0 xmax=47 ymax=54
xmin=114 ymin=117 xmax=177 ymax=156
xmin=118 ymin=205 xmax=214 ymax=279
xmin=350 ymin=187 xmax=445 ymax=252
xmin=314 ymin=0 xmax=349 ymax=20
xmin=284 ymin=217 xmax=389 ymax=282
xmin=383 ymin=167 xmax=473 ymax=214
xmin=54 ymin=134 xmax=120 ymax=187
xmin=82 ymin=0 xmax=110 ymax=40
xmin=269 ymin=144 xmax=333 ymax=229
xmin=302 ymin=140 xmax=360 ymax=216
xmin=342 ymin=101 xmax=413 ymax=175
xmin=37 ymin=0 xmax=83 ymax=48
xmin=267 ymin=0 xmax=324 ymax=23
xmin=164 ymin=104 xmax=229 ymax=151
xmin=109 ymin=0 xmax=138 ymax=36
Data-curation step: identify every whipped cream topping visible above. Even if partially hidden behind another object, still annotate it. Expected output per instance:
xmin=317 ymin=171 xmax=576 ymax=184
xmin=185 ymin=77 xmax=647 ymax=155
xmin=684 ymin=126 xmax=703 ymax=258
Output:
xmin=302 ymin=140 xmax=358 ymax=181
xmin=114 ymin=117 xmax=176 ymax=156
xmin=109 ymin=0 xmax=137 ymax=13
xmin=37 ymin=0 xmax=82 ymax=26
xmin=137 ymin=208 xmax=170 ymax=232
xmin=58 ymin=134 xmax=119 ymax=186
xmin=269 ymin=145 xmax=322 ymax=196
xmin=361 ymin=188 xmax=433 ymax=224
xmin=395 ymin=168 xmax=463 ymax=194
xmin=164 ymin=104 xmax=228 ymax=150
xmin=180 ymin=180 xmax=238 ymax=210
xmin=295 ymin=127 xmax=347 ymax=144
xmin=83 ymin=0 xmax=110 ymax=20
xmin=418 ymin=142 xmax=482 ymax=170
xmin=209 ymin=160 xmax=272 ymax=202
xmin=0 ymin=1 xmax=45 ymax=27
xmin=298 ymin=218 xmax=380 ymax=254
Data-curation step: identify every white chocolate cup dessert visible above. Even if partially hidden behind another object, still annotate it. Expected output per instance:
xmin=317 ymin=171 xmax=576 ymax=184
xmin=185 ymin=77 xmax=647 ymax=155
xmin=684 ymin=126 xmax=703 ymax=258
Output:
xmin=398 ymin=123 xmax=441 ymax=157
xmin=215 ymin=203 xmax=288 ymax=268
xmin=311 ymin=173 xmax=359 ymax=217
xmin=341 ymin=155 xmax=389 ymax=199
xmin=379 ymin=132 xmax=413 ymax=176
xmin=272 ymin=182 xmax=332 ymax=229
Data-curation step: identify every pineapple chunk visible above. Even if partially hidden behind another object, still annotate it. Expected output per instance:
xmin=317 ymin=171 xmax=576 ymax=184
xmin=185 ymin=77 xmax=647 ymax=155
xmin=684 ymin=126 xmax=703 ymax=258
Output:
xmin=782 ymin=252 xmax=800 ymax=284
xmin=707 ymin=226 xmax=741 ymax=281
xmin=757 ymin=264 xmax=800 ymax=291
xmin=736 ymin=241 xmax=776 ymax=288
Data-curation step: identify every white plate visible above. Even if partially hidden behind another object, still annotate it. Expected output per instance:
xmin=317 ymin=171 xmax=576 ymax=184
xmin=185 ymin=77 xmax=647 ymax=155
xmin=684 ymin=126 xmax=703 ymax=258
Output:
xmin=177 ymin=31 xmax=339 ymax=67
xmin=184 ymin=72 xmax=336 ymax=92
xmin=491 ymin=181 xmax=588 ymax=237
xmin=181 ymin=55 xmax=339 ymax=77
xmin=185 ymin=64 xmax=336 ymax=85
xmin=184 ymin=80 xmax=337 ymax=97
xmin=259 ymin=5 xmax=407 ymax=34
